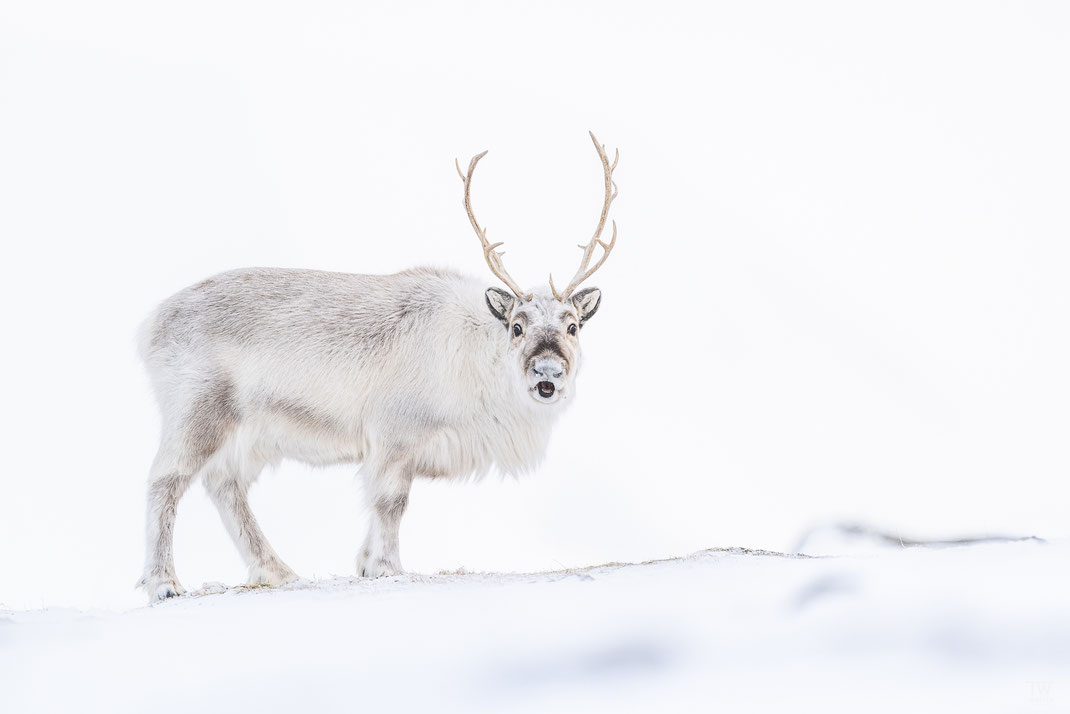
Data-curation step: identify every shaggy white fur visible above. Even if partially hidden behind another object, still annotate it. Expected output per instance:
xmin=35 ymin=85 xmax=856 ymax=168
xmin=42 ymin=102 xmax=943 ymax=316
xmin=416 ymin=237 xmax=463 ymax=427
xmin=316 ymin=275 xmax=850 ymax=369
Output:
xmin=136 ymin=266 xmax=601 ymax=600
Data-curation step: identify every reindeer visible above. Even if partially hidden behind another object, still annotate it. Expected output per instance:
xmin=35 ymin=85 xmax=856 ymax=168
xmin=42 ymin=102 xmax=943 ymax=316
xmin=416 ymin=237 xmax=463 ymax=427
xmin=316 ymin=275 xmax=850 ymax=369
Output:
xmin=137 ymin=133 xmax=619 ymax=600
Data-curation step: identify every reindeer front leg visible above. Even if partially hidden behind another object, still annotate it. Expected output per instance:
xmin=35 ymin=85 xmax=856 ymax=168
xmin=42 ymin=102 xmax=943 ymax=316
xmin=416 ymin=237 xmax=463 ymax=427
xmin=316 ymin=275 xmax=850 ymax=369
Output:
xmin=357 ymin=464 xmax=413 ymax=578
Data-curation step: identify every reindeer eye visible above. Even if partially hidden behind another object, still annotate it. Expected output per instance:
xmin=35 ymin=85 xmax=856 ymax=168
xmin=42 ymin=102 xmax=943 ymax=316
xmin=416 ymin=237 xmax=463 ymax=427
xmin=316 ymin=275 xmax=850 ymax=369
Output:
xmin=512 ymin=323 xmax=523 ymax=337
xmin=568 ymin=323 xmax=578 ymax=336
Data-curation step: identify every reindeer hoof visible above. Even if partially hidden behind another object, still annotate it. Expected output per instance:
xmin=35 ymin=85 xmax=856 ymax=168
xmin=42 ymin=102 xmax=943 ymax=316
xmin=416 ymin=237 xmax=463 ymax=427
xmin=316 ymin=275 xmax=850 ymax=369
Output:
xmin=246 ymin=561 xmax=298 ymax=588
xmin=357 ymin=554 xmax=403 ymax=579
xmin=138 ymin=575 xmax=186 ymax=602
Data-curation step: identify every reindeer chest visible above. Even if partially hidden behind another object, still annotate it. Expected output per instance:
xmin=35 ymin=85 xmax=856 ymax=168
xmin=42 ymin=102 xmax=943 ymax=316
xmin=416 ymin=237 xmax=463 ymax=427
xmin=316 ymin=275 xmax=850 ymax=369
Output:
xmin=396 ymin=409 xmax=554 ymax=480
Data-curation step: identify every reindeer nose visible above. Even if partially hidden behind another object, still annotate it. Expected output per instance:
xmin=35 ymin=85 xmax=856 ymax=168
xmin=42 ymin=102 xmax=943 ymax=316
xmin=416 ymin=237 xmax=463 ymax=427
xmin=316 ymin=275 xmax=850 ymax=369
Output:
xmin=532 ymin=362 xmax=564 ymax=380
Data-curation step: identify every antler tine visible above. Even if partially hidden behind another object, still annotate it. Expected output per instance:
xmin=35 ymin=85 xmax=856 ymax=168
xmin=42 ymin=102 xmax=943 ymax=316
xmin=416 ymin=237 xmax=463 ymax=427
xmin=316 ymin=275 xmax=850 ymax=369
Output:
xmin=548 ymin=132 xmax=619 ymax=302
xmin=456 ymin=150 xmax=532 ymax=301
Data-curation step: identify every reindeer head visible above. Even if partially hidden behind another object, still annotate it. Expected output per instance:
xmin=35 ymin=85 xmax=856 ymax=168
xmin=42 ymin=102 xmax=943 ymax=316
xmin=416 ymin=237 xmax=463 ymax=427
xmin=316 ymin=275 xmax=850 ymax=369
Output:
xmin=457 ymin=132 xmax=617 ymax=405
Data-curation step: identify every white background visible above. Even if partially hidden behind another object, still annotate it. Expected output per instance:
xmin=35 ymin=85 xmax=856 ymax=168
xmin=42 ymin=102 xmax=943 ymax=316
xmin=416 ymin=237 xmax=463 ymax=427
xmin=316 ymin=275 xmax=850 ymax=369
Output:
xmin=1 ymin=0 xmax=1067 ymax=611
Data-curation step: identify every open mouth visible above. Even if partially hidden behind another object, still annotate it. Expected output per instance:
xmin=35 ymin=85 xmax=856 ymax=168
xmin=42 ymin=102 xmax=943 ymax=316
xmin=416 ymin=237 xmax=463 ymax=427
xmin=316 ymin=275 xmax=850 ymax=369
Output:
xmin=536 ymin=381 xmax=556 ymax=399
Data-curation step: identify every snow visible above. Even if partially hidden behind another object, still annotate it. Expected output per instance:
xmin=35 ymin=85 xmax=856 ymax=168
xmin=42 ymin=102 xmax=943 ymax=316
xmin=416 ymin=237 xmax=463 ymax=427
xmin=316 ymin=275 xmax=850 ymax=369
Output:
xmin=4 ymin=539 xmax=1068 ymax=713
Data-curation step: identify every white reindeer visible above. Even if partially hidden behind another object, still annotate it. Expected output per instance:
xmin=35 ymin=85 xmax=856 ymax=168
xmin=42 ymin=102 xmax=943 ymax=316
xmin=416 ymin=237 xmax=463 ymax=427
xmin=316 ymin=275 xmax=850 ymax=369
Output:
xmin=137 ymin=133 xmax=619 ymax=600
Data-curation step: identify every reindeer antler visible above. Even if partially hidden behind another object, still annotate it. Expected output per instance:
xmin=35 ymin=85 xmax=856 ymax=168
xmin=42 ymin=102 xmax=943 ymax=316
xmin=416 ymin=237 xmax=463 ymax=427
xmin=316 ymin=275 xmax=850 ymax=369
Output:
xmin=456 ymin=151 xmax=533 ymax=302
xmin=548 ymin=131 xmax=618 ymax=302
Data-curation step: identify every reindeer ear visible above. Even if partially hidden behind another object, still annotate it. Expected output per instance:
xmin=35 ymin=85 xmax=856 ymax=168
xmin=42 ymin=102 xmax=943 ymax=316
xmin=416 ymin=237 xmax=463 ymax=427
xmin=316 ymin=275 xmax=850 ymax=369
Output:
xmin=485 ymin=287 xmax=515 ymax=325
xmin=571 ymin=287 xmax=602 ymax=325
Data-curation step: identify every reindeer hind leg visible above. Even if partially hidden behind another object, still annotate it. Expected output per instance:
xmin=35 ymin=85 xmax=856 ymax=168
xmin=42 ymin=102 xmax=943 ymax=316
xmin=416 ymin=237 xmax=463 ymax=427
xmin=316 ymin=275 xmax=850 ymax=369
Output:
xmin=205 ymin=461 xmax=297 ymax=588
xmin=138 ymin=378 xmax=238 ymax=601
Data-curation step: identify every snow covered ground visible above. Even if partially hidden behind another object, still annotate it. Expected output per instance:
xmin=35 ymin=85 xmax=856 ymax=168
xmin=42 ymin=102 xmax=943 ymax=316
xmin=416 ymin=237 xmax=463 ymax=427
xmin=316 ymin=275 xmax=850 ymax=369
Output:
xmin=4 ymin=538 xmax=1067 ymax=713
